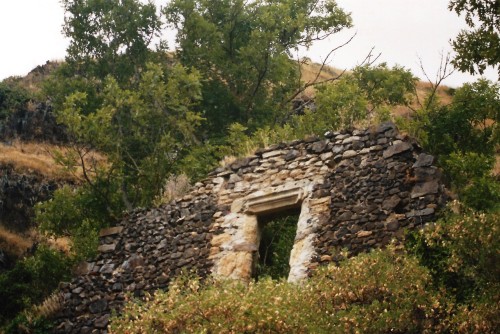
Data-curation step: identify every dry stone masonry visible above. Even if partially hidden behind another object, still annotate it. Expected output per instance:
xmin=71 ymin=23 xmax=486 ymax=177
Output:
xmin=54 ymin=122 xmax=446 ymax=333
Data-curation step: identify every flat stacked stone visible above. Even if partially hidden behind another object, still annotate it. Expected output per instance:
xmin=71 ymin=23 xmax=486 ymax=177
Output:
xmin=53 ymin=122 xmax=446 ymax=333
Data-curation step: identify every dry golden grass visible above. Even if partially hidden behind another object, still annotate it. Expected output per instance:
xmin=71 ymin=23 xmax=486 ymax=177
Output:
xmin=300 ymin=60 xmax=343 ymax=95
xmin=0 ymin=225 xmax=34 ymax=257
xmin=154 ymin=174 xmax=192 ymax=206
xmin=0 ymin=225 xmax=71 ymax=259
xmin=46 ymin=236 xmax=71 ymax=254
xmin=414 ymin=81 xmax=453 ymax=105
xmin=32 ymin=292 xmax=65 ymax=319
xmin=0 ymin=140 xmax=106 ymax=182
xmin=0 ymin=141 xmax=67 ymax=179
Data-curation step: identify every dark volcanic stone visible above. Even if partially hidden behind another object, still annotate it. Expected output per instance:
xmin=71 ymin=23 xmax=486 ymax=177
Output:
xmin=413 ymin=153 xmax=434 ymax=168
xmin=94 ymin=314 xmax=110 ymax=329
xmin=311 ymin=140 xmax=329 ymax=153
xmin=89 ymin=299 xmax=107 ymax=314
xmin=383 ymin=141 xmax=412 ymax=158
xmin=284 ymin=149 xmax=300 ymax=161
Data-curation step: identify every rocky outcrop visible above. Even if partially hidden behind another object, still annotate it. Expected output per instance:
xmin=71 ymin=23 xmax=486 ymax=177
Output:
xmin=0 ymin=164 xmax=59 ymax=231
xmin=0 ymin=102 xmax=67 ymax=144
xmin=53 ymin=122 xmax=446 ymax=333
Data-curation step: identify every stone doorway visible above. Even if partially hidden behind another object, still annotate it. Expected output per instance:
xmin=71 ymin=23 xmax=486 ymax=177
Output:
xmin=255 ymin=210 xmax=300 ymax=280
xmin=210 ymin=180 xmax=327 ymax=283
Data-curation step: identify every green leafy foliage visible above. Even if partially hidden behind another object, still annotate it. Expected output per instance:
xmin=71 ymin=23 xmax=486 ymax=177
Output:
xmin=0 ymin=246 xmax=71 ymax=327
xmin=220 ymin=64 xmax=417 ymax=158
xmin=441 ymin=152 xmax=500 ymax=211
xmin=313 ymin=76 xmax=368 ymax=131
xmin=36 ymin=182 xmax=120 ymax=260
xmin=449 ymin=0 xmax=500 ymax=77
xmin=3 ymin=313 xmax=53 ymax=334
xmin=257 ymin=215 xmax=298 ymax=280
xmin=352 ymin=63 xmax=417 ymax=110
xmin=51 ymin=61 xmax=202 ymax=218
xmin=110 ymin=247 xmax=458 ymax=333
xmin=403 ymin=79 xmax=500 ymax=211
xmin=3 ymin=1 xmax=498 ymax=332
xmin=407 ymin=206 xmax=499 ymax=305
xmin=165 ymin=0 xmax=352 ymax=135
xmin=62 ymin=0 xmax=162 ymax=84
xmin=426 ymin=79 xmax=499 ymax=157
xmin=0 ymin=80 xmax=32 ymax=130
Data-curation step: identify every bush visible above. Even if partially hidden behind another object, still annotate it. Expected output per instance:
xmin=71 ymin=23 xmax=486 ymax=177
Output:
xmin=0 ymin=80 xmax=31 ymax=120
xmin=0 ymin=245 xmax=71 ymax=327
xmin=36 ymin=180 xmax=122 ymax=260
xmin=406 ymin=206 xmax=500 ymax=303
xmin=110 ymin=247 xmax=452 ymax=333
xmin=424 ymin=79 xmax=499 ymax=157
xmin=441 ymin=152 xmax=500 ymax=211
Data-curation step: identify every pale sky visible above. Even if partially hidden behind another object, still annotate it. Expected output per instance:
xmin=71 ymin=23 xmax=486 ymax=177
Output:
xmin=0 ymin=0 xmax=497 ymax=87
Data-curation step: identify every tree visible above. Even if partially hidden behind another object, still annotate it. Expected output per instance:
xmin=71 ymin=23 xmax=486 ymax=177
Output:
xmin=62 ymin=0 xmax=163 ymax=83
xmin=44 ymin=0 xmax=165 ymax=113
xmin=56 ymin=63 xmax=202 ymax=211
xmin=38 ymin=0 xmax=203 ymax=237
xmin=298 ymin=64 xmax=416 ymax=134
xmin=449 ymin=0 xmax=500 ymax=78
xmin=312 ymin=75 xmax=368 ymax=131
xmin=352 ymin=63 xmax=417 ymax=112
xmin=425 ymin=79 xmax=499 ymax=157
xmin=165 ymin=0 xmax=352 ymax=136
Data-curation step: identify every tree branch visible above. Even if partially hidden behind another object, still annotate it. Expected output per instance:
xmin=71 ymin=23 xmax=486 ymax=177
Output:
xmin=285 ymin=32 xmax=357 ymax=104
xmin=417 ymin=52 xmax=455 ymax=110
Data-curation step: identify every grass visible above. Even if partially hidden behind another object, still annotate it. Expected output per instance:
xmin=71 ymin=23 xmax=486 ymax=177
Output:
xmin=0 ymin=140 xmax=106 ymax=182
xmin=0 ymin=141 xmax=70 ymax=180
xmin=300 ymin=60 xmax=343 ymax=96
xmin=0 ymin=225 xmax=70 ymax=259
xmin=0 ymin=226 xmax=34 ymax=258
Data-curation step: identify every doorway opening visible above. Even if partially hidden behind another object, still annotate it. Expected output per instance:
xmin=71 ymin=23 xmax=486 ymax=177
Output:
xmin=255 ymin=208 xmax=300 ymax=280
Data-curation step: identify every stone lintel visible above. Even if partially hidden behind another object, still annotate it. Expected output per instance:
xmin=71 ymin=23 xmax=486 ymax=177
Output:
xmin=244 ymin=187 xmax=304 ymax=214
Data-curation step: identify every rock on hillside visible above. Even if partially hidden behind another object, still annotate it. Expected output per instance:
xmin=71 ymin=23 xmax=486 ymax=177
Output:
xmin=0 ymin=101 xmax=67 ymax=144
xmin=0 ymin=164 xmax=61 ymax=232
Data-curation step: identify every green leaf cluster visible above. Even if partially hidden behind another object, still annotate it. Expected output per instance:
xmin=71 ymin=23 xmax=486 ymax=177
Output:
xmin=0 ymin=246 xmax=71 ymax=328
xmin=257 ymin=215 xmax=298 ymax=280
xmin=0 ymin=80 xmax=32 ymax=130
xmin=449 ymin=0 xmax=500 ymax=78
xmin=165 ymin=0 xmax=352 ymax=135
xmin=407 ymin=207 xmax=499 ymax=308
xmin=62 ymin=0 xmax=162 ymax=83
xmin=220 ymin=64 xmax=417 ymax=158
xmin=426 ymin=79 xmax=499 ymax=156
xmin=111 ymin=246 xmax=483 ymax=333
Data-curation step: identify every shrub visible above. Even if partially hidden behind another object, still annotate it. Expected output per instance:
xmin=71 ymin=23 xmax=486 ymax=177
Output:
xmin=110 ymin=247 xmax=452 ymax=333
xmin=0 ymin=245 xmax=71 ymax=327
xmin=441 ymin=152 xmax=500 ymax=211
xmin=0 ymin=80 xmax=31 ymax=122
xmin=407 ymin=205 xmax=500 ymax=303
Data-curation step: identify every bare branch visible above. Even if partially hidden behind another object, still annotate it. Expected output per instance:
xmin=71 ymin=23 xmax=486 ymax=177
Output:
xmin=417 ymin=52 xmax=455 ymax=110
xmin=285 ymin=32 xmax=357 ymax=104
xmin=357 ymin=47 xmax=381 ymax=67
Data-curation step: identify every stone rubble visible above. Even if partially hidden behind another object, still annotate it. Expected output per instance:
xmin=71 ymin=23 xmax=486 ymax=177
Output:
xmin=53 ymin=122 xmax=446 ymax=333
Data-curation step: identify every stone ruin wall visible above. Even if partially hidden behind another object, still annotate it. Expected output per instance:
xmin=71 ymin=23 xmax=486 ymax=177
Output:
xmin=54 ymin=122 xmax=446 ymax=333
